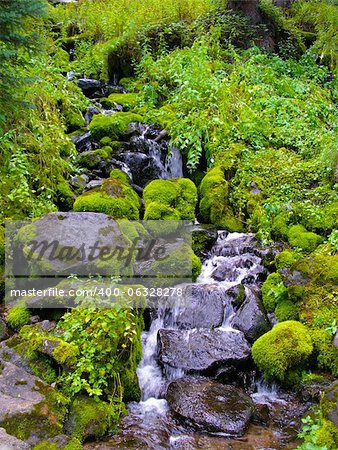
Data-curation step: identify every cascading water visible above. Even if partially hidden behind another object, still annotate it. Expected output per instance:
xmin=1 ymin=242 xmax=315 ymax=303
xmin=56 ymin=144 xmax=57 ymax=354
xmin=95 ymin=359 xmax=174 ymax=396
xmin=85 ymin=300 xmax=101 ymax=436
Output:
xmin=73 ymin=88 xmax=310 ymax=450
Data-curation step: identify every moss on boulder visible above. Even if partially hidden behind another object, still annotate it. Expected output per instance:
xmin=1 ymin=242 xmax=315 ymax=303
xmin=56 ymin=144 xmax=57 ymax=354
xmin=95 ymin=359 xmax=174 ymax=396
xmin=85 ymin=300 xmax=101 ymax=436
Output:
xmin=288 ymin=224 xmax=323 ymax=252
xmin=100 ymin=93 xmax=138 ymax=110
xmin=143 ymin=178 xmax=197 ymax=222
xmin=252 ymin=321 xmax=313 ymax=382
xmin=65 ymin=396 xmax=113 ymax=442
xmin=78 ymin=148 xmax=111 ymax=170
xmin=261 ymin=272 xmax=288 ymax=313
xmin=7 ymin=307 xmax=31 ymax=331
xmin=89 ymin=112 xmax=143 ymax=141
xmin=275 ymin=300 xmax=299 ymax=322
xmin=74 ymin=169 xmax=140 ymax=219
xmin=199 ymin=167 xmax=243 ymax=232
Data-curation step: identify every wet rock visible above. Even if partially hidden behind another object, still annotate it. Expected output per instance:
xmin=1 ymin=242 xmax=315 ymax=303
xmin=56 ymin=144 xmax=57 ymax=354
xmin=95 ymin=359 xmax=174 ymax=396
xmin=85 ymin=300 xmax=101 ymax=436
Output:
xmin=0 ymin=358 xmax=68 ymax=444
xmin=77 ymin=78 xmax=101 ymax=96
xmin=232 ymin=287 xmax=270 ymax=342
xmin=70 ymin=174 xmax=90 ymax=193
xmin=167 ymin=377 xmax=254 ymax=435
xmin=322 ymin=381 xmax=338 ymax=426
xmin=0 ymin=427 xmax=30 ymax=450
xmin=0 ymin=319 xmax=8 ymax=342
xmin=12 ymin=212 xmax=126 ymax=278
xmin=163 ymin=284 xmax=225 ymax=330
xmin=333 ymin=331 xmax=338 ymax=348
xmin=85 ymin=106 xmax=101 ymax=124
xmin=71 ymin=131 xmax=92 ymax=153
xmin=119 ymin=152 xmax=163 ymax=187
xmin=191 ymin=225 xmax=218 ymax=259
xmin=158 ymin=329 xmax=250 ymax=373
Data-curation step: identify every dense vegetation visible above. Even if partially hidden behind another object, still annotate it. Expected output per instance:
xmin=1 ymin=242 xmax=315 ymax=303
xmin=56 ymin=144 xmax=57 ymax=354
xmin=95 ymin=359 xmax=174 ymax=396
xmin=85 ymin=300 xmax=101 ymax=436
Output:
xmin=0 ymin=0 xmax=337 ymax=448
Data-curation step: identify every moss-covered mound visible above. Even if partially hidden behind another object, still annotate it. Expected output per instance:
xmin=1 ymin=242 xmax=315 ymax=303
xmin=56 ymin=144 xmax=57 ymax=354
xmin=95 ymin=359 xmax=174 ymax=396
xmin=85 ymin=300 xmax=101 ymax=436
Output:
xmin=143 ymin=178 xmax=198 ymax=221
xmin=89 ymin=112 xmax=143 ymax=141
xmin=77 ymin=147 xmax=112 ymax=170
xmin=199 ymin=167 xmax=243 ymax=232
xmin=100 ymin=93 xmax=138 ymax=110
xmin=287 ymin=224 xmax=323 ymax=252
xmin=252 ymin=320 xmax=313 ymax=382
xmin=74 ymin=169 xmax=141 ymax=219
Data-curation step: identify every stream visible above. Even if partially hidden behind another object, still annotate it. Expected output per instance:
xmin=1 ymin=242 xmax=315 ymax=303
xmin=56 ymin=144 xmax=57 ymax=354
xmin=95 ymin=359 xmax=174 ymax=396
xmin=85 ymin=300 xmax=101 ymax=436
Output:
xmin=72 ymin=80 xmax=310 ymax=449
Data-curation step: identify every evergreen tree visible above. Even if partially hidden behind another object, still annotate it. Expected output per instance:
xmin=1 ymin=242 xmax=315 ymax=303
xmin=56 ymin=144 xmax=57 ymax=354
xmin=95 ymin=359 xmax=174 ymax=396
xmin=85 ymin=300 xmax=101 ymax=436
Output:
xmin=0 ymin=0 xmax=48 ymax=121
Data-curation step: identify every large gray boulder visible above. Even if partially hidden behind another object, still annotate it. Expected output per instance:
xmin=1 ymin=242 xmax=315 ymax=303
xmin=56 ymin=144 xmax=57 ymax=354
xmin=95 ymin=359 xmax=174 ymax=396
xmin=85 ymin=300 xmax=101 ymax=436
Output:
xmin=167 ymin=377 xmax=254 ymax=435
xmin=0 ymin=351 xmax=69 ymax=445
xmin=232 ymin=286 xmax=270 ymax=342
xmin=158 ymin=329 xmax=250 ymax=373
xmin=0 ymin=427 xmax=30 ymax=450
xmin=163 ymin=284 xmax=226 ymax=330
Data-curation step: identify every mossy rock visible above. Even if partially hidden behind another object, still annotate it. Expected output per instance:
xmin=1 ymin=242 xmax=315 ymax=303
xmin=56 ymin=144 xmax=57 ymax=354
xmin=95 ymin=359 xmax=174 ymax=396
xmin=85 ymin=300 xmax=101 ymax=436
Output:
xmin=77 ymin=148 xmax=111 ymax=170
xmin=89 ymin=112 xmax=143 ymax=141
xmin=310 ymin=328 xmax=338 ymax=376
xmin=275 ymin=300 xmax=299 ymax=322
xmin=74 ymin=170 xmax=140 ymax=219
xmin=0 ymin=371 xmax=69 ymax=444
xmin=252 ymin=321 xmax=313 ymax=382
xmin=7 ymin=307 xmax=31 ymax=331
xmin=271 ymin=213 xmax=291 ymax=241
xmin=32 ymin=437 xmax=82 ymax=450
xmin=199 ymin=167 xmax=243 ymax=232
xmin=101 ymin=93 xmax=138 ymax=110
xmin=65 ymin=396 xmax=113 ymax=442
xmin=0 ymin=226 xmax=5 ymax=267
xmin=63 ymin=110 xmax=86 ymax=133
xmin=288 ymin=224 xmax=323 ymax=252
xmin=143 ymin=178 xmax=197 ymax=222
xmin=261 ymin=272 xmax=288 ymax=313
xmin=56 ymin=179 xmax=75 ymax=211
xmin=274 ymin=250 xmax=301 ymax=270
xmin=315 ymin=419 xmax=338 ymax=449
xmin=149 ymin=244 xmax=202 ymax=282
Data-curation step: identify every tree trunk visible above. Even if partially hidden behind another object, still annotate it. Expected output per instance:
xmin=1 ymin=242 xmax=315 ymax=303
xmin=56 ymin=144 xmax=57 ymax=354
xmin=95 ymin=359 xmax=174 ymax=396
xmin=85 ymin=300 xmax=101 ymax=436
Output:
xmin=228 ymin=0 xmax=262 ymax=25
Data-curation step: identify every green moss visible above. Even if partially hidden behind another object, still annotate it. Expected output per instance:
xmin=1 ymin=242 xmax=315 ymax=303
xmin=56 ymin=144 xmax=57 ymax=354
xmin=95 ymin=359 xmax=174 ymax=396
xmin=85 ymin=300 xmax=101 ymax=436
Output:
xmin=274 ymin=250 xmax=301 ymax=270
xmin=192 ymin=251 xmax=202 ymax=281
xmin=99 ymin=136 xmax=112 ymax=146
xmin=199 ymin=167 xmax=243 ymax=232
xmin=261 ymin=272 xmax=288 ymax=313
xmin=288 ymin=224 xmax=323 ymax=252
xmin=7 ymin=306 xmax=31 ymax=330
xmin=89 ymin=112 xmax=143 ymax=141
xmin=275 ymin=300 xmax=299 ymax=322
xmin=101 ymin=93 xmax=138 ymax=110
xmin=310 ymin=328 xmax=338 ymax=376
xmin=0 ymin=226 xmax=5 ymax=266
xmin=74 ymin=171 xmax=140 ymax=219
xmin=143 ymin=178 xmax=197 ymax=222
xmin=78 ymin=148 xmax=111 ymax=170
xmin=66 ymin=396 xmax=113 ymax=442
xmin=252 ymin=321 xmax=313 ymax=382
xmin=56 ymin=179 xmax=75 ymax=211
xmin=32 ymin=438 xmax=82 ymax=450
xmin=271 ymin=213 xmax=290 ymax=241
xmin=315 ymin=419 xmax=338 ymax=450
xmin=63 ymin=109 xmax=86 ymax=132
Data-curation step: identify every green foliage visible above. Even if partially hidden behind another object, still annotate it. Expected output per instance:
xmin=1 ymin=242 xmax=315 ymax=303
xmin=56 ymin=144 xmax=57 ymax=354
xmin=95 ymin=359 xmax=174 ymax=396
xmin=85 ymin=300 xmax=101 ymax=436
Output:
xmin=275 ymin=249 xmax=301 ymax=270
xmin=0 ymin=0 xmax=48 ymax=119
xmin=6 ymin=306 xmax=31 ymax=330
xmin=56 ymin=306 xmax=143 ymax=403
xmin=292 ymin=0 xmax=338 ymax=72
xmin=78 ymin=148 xmax=111 ymax=170
xmin=252 ymin=320 xmax=313 ymax=382
xmin=73 ymin=171 xmax=141 ymax=219
xmin=298 ymin=412 xmax=338 ymax=450
xmin=89 ymin=112 xmax=143 ymax=141
xmin=261 ymin=272 xmax=288 ymax=313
